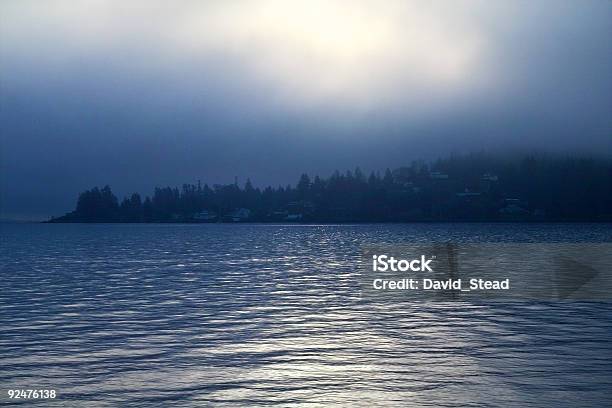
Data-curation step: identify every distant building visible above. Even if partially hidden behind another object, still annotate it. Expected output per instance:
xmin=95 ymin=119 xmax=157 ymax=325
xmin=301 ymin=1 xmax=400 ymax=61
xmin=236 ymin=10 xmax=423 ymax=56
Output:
xmin=283 ymin=201 xmax=316 ymax=221
xmin=193 ymin=210 xmax=218 ymax=223
xmin=456 ymin=191 xmax=481 ymax=198
xmin=225 ymin=208 xmax=251 ymax=222
xmin=480 ymin=173 xmax=499 ymax=193
xmin=430 ymin=172 xmax=449 ymax=180
xmin=285 ymin=214 xmax=303 ymax=221
xmin=287 ymin=201 xmax=315 ymax=212
xmin=504 ymin=198 xmax=525 ymax=206
xmin=481 ymin=173 xmax=499 ymax=182
xmin=269 ymin=210 xmax=289 ymax=220
xmin=499 ymin=198 xmax=528 ymax=216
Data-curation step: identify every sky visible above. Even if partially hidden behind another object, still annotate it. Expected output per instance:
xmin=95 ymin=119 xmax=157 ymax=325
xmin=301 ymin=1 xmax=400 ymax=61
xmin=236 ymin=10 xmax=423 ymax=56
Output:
xmin=1 ymin=0 xmax=611 ymax=220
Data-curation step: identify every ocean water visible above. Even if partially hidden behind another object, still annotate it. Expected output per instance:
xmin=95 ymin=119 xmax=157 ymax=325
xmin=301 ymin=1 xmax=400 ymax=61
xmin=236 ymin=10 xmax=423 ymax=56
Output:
xmin=1 ymin=223 xmax=611 ymax=407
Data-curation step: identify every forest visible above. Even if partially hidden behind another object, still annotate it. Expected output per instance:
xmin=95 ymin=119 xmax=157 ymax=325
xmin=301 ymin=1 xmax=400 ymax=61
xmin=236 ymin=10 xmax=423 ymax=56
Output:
xmin=48 ymin=153 xmax=612 ymax=223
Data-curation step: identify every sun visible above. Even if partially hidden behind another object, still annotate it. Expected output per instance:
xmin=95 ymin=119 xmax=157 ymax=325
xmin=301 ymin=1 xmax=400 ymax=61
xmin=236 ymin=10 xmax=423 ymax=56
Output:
xmin=249 ymin=0 xmax=394 ymax=62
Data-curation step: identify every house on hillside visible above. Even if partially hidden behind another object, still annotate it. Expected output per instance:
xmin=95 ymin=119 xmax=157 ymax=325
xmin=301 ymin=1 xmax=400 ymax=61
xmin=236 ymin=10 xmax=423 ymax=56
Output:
xmin=193 ymin=210 xmax=218 ymax=223
xmin=224 ymin=208 xmax=251 ymax=222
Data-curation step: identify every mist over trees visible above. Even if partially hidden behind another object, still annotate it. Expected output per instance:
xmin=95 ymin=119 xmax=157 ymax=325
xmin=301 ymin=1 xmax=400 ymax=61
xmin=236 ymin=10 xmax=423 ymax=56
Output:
xmin=49 ymin=153 xmax=612 ymax=223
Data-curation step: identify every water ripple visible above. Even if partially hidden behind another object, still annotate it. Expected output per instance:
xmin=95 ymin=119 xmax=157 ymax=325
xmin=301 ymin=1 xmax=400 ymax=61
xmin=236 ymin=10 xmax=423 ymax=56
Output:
xmin=1 ymin=223 xmax=611 ymax=407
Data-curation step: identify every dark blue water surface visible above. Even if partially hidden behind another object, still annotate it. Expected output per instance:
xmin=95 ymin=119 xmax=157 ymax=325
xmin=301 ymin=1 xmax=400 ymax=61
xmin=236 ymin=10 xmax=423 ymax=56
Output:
xmin=1 ymin=223 xmax=611 ymax=407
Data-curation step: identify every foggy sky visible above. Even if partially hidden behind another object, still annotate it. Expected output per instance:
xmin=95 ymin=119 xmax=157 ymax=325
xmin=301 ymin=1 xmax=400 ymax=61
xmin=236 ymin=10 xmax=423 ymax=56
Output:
xmin=1 ymin=0 xmax=611 ymax=220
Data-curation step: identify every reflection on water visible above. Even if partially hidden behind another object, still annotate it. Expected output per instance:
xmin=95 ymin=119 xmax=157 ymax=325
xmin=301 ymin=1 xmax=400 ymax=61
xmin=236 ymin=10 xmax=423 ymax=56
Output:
xmin=1 ymin=223 xmax=611 ymax=407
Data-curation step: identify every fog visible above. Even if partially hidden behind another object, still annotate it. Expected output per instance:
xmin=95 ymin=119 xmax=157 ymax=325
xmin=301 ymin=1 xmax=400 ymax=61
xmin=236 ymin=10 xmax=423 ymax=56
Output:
xmin=1 ymin=0 xmax=610 ymax=219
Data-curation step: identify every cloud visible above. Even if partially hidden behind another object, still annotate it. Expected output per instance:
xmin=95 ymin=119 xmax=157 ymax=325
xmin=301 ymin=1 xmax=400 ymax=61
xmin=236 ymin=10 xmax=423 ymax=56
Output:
xmin=1 ymin=0 xmax=491 ymax=112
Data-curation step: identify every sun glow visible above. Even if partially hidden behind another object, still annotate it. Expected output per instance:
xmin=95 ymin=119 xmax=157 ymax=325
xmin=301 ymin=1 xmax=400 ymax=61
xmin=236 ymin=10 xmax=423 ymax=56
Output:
xmin=241 ymin=0 xmax=394 ymax=63
xmin=2 ymin=0 xmax=487 ymax=110
xmin=176 ymin=0 xmax=485 ymax=107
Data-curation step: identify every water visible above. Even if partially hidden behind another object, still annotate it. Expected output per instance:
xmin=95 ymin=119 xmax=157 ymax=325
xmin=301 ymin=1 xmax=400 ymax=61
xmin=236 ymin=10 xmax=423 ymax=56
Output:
xmin=1 ymin=223 xmax=611 ymax=407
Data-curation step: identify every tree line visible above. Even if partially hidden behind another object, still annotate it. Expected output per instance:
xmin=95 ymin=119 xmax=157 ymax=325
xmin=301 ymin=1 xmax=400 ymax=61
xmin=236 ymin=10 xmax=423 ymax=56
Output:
xmin=48 ymin=153 xmax=612 ymax=223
